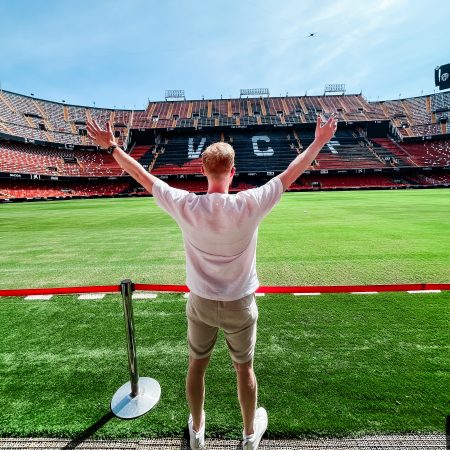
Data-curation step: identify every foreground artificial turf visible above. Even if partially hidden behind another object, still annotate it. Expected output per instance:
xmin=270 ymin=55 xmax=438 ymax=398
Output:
xmin=0 ymin=188 xmax=449 ymax=438
xmin=0 ymin=292 xmax=449 ymax=439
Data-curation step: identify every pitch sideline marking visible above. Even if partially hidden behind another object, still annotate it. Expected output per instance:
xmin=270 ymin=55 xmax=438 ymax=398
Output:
xmin=407 ymin=290 xmax=441 ymax=294
xmin=134 ymin=293 xmax=158 ymax=299
xmin=25 ymin=295 xmax=53 ymax=300
xmin=17 ymin=289 xmax=445 ymax=300
xmin=293 ymin=293 xmax=321 ymax=296
xmin=78 ymin=293 xmax=105 ymax=300
xmin=351 ymin=291 xmax=379 ymax=295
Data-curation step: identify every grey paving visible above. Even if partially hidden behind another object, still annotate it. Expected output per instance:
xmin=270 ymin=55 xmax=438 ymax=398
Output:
xmin=0 ymin=434 xmax=446 ymax=449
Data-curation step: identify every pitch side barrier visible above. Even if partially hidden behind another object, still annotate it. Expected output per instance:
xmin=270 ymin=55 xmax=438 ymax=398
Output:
xmin=1 ymin=281 xmax=449 ymax=421
xmin=1 ymin=282 xmax=449 ymax=297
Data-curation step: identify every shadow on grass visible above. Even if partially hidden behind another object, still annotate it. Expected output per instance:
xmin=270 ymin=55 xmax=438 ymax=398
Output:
xmin=59 ymin=413 xmax=206 ymax=450
xmin=62 ymin=411 xmax=115 ymax=449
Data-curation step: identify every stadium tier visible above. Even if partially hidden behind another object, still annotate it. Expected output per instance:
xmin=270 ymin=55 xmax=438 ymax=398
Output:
xmin=4 ymin=171 xmax=449 ymax=201
xmin=0 ymin=179 xmax=130 ymax=200
xmin=0 ymin=141 xmax=123 ymax=177
xmin=1 ymin=89 xmax=449 ymax=144
xmin=0 ymin=89 xmax=449 ymax=201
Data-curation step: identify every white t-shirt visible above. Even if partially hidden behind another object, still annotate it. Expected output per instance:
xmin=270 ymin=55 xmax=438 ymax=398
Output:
xmin=152 ymin=177 xmax=283 ymax=300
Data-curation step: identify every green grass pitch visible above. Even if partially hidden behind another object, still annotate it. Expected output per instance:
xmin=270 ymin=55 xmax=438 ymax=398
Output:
xmin=0 ymin=188 xmax=449 ymax=439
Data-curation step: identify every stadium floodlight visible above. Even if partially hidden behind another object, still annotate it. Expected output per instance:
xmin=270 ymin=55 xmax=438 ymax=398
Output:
xmin=324 ymin=84 xmax=346 ymax=95
xmin=165 ymin=90 xmax=186 ymax=101
xmin=240 ymin=88 xmax=270 ymax=98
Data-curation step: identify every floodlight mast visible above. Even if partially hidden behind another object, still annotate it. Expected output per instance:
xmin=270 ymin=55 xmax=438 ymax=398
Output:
xmin=165 ymin=90 xmax=186 ymax=101
xmin=324 ymin=84 xmax=346 ymax=95
xmin=240 ymin=88 xmax=270 ymax=98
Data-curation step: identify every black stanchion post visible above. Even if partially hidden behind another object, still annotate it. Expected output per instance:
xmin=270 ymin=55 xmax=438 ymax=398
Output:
xmin=110 ymin=279 xmax=161 ymax=419
xmin=121 ymin=279 xmax=140 ymax=397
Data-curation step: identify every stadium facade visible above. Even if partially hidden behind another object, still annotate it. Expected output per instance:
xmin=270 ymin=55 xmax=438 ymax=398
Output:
xmin=0 ymin=89 xmax=449 ymax=202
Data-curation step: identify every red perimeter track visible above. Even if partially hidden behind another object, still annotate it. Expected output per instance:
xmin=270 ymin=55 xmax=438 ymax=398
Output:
xmin=0 ymin=283 xmax=449 ymax=297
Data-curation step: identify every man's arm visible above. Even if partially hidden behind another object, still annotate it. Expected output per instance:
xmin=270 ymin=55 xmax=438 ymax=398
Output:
xmin=86 ymin=120 xmax=159 ymax=194
xmin=277 ymin=114 xmax=337 ymax=191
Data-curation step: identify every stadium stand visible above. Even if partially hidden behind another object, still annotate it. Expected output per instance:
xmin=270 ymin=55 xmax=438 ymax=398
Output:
xmin=0 ymin=89 xmax=449 ymax=201
xmin=371 ymin=91 xmax=450 ymax=138
xmin=0 ymin=179 xmax=129 ymax=200
xmin=1 ymin=90 xmax=450 ymax=140
xmin=0 ymin=141 xmax=123 ymax=176
xmin=304 ymin=173 xmax=405 ymax=188
xmin=397 ymin=140 xmax=450 ymax=166
xmin=370 ymin=138 xmax=416 ymax=167
xmin=413 ymin=173 xmax=450 ymax=185
xmin=298 ymin=129 xmax=386 ymax=170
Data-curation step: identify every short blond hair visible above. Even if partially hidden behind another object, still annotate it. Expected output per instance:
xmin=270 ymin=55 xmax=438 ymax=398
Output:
xmin=202 ymin=142 xmax=235 ymax=177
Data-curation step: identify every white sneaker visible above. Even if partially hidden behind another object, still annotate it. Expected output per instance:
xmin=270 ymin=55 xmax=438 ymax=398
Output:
xmin=242 ymin=407 xmax=268 ymax=450
xmin=188 ymin=411 xmax=205 ymax=450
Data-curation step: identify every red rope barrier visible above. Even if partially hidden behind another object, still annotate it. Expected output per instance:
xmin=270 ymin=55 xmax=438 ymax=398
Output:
xmin=0 ymin=282 xmax=449 ymax=297
xmin=255 ymin=283 xmax=450 ymax=293
xmin=134 ymin=284 xmax=189 ymax=293
xmin=0 ymin=285 xmax=119 ymax=297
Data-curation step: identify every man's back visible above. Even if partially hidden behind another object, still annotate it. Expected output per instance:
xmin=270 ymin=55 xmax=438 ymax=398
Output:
xmin=152 ymin=177 xmax=283 ymax=300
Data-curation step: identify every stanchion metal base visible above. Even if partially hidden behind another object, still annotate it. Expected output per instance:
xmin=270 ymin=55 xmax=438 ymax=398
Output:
xmin=111 ymin=377 xmax=161 ymax=419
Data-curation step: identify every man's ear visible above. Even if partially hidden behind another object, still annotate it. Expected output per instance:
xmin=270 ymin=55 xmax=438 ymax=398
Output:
xmin=201 ymin=165 xmax=206 ymax=176
xmin=230 ymin=167 xmax=236 ymax=177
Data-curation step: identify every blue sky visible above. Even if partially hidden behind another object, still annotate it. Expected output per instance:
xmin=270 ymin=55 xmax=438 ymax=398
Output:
xmin=0 ymin=0 xmax=448 ymax=109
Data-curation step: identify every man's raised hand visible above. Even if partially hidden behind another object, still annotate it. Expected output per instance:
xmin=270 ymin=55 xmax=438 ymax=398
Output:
xmin=315 ymin=113 xmax=338 ymax=144
xmin=86 ymin=120 xmax=116 ymax=149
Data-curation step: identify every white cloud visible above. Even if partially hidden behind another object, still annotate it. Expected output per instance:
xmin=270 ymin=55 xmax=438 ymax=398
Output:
xmin=0 ymin=0 xmax=446 ymax=104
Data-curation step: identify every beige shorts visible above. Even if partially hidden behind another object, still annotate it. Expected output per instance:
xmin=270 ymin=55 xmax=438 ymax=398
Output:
xmin=186 ymin=292 xmax=258 ymax=364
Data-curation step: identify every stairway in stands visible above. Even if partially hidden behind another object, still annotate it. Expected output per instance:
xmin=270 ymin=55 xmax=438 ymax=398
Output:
xmin=371 ymin=138 xmax=417 ymax=167
xmin=129 ymin=145 xmax=154 ymax=171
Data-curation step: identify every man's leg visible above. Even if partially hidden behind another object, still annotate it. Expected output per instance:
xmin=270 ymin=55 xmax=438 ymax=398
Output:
xmin=221 ymin=294 xmax=259 ymax=436
xmin=186 ymin=356 xmax=210 ymax=432
xmin=186 ymin=293 xmax=219 ymax=432
xmin=233 ymin=359 xmax=257 ymax=436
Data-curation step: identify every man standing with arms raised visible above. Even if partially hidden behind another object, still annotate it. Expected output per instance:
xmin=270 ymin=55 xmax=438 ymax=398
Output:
xmin=87 ymin=114 xmax=337 ymax=449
